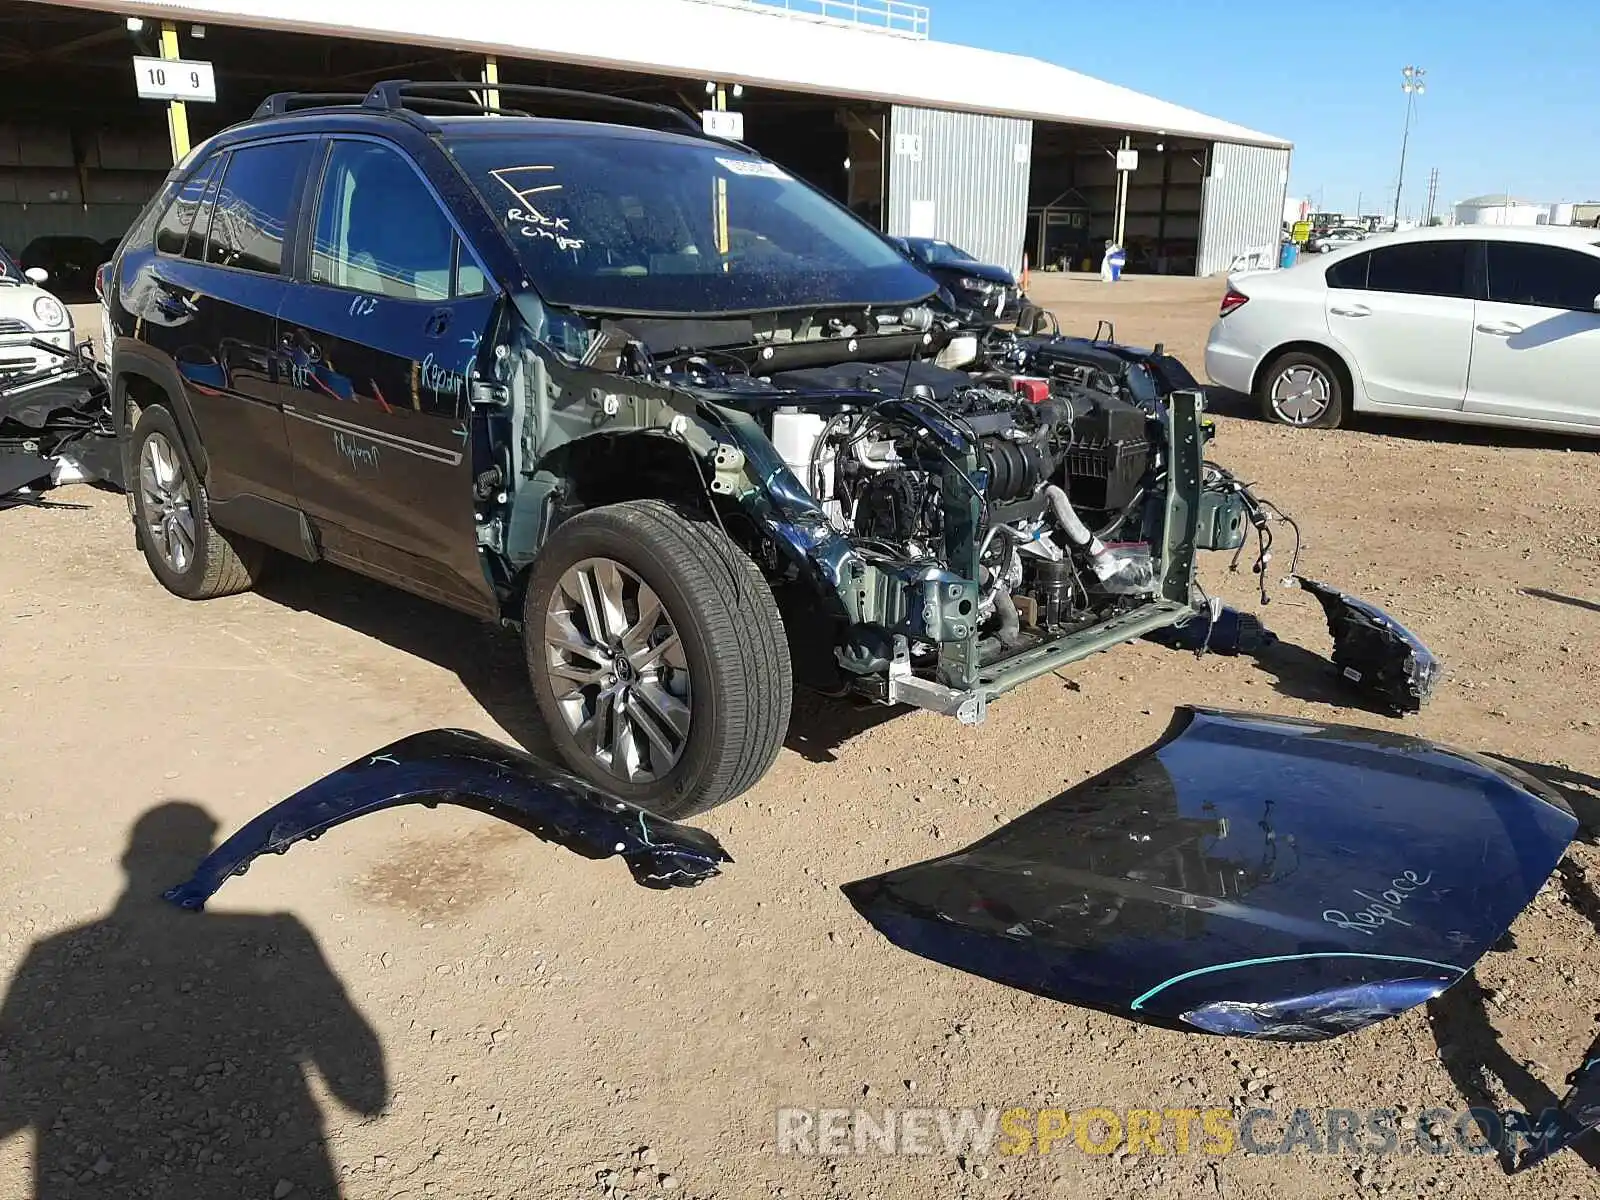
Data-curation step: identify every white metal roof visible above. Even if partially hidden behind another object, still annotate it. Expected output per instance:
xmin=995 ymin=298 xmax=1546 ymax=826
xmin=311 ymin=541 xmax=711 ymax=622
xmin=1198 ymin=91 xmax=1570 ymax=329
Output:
xmin=1456 ymin=194 xmax=1540 ymax=208
xmin=38 ymin=0 xmax=1291 ymax=147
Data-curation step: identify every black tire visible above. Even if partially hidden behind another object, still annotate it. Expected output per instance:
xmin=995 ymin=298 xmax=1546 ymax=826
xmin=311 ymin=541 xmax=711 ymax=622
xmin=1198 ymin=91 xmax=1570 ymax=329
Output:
xmin=129 ymin=405 xmax=265 ymax=599
xmin=522 ymin=499 xmax=792 ymax=819
xmin=1255 ymin=349 xmax=1346 ymax=430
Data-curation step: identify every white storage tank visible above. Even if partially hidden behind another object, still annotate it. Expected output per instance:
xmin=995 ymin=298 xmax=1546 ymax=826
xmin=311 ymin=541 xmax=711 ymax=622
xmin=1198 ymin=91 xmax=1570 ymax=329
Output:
xmin=1453 ymin=194 xmax=1546 ymax=226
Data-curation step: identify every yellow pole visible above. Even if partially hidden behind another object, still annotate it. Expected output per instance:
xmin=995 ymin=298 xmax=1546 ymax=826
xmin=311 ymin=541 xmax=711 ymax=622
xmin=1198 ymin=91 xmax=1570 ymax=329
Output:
xmin=714 ymin=84 xmax=729 ymax=261
xmin=481 ymin=55 xmax=500 ymax=112
xmin=160 ymin=22 xmax=190 ymax=162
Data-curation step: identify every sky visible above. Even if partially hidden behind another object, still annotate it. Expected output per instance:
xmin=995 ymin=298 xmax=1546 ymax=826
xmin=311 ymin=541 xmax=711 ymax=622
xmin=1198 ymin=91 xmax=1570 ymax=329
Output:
xmin=926 ymin=0 xmax=1599 ymax=215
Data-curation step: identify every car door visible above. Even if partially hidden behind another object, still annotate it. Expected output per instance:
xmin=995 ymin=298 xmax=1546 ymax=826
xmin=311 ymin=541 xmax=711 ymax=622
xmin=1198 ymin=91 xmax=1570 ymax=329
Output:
xmin=135 ymin=138 xmax=314 ymax=507
xmin=277 ymin=136 xmax=499 ymax=615
xmin=1464 ymin=239 xmax=1600 ymax=428
xmin=1322 ymin=239 xmax=1474 ymax=411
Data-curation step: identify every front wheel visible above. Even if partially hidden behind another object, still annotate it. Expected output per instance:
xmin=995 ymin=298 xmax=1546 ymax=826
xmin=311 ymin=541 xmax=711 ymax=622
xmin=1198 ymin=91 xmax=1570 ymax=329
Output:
xmin=1256 ymin=350 xmax=1345 ymax=429
xmin=522 ymin=500 xmax=792 ymax=819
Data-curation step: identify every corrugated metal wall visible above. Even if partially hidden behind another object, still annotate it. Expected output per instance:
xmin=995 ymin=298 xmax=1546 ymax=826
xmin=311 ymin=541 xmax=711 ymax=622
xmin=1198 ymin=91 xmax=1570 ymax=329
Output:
xmin=1196 ymin=141 xmax=1290 ymax=276
xmin=886 ymin=105 xmax=1032 ymax=274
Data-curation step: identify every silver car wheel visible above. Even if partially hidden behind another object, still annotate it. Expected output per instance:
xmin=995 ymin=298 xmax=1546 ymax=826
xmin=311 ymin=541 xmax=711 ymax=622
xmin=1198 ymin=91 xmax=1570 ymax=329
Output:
xmin=139 ymin=431 xmax=197 ymax=573
xmin=544 ymin=557 xmax=691 ymax=783
xmin=1269 ymin=365 xmax=1332 ymax=426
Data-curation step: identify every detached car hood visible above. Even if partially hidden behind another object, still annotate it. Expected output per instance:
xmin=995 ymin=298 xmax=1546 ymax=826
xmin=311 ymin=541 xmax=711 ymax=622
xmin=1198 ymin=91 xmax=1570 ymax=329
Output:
xmin=844 ymin=707 xmax=1576 ymax=1041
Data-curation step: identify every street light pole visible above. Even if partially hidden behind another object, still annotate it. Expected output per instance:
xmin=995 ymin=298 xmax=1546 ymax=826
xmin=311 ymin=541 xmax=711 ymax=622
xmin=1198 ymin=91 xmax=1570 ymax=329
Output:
xmin=1393 ymin=65 xmax=1426 ymax=228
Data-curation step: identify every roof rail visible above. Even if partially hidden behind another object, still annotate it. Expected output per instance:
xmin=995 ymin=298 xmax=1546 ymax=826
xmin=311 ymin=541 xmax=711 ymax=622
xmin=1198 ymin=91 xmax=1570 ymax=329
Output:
xmin=360 ymin=80 xmax=705 ymax=135
xmin=253 ymin=91 xmax=369 ymax=118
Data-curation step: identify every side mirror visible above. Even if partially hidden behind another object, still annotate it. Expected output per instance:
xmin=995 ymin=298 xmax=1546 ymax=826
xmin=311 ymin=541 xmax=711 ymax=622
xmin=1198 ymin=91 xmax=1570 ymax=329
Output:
xmin=24 ymin=266 xmax=48 ymax=284
xmin=1593 ymin=293 xmax=1600 ymax=313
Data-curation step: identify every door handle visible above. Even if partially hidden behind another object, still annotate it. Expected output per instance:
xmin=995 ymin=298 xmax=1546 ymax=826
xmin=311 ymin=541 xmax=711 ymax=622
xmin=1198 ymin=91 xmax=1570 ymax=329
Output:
xmin=1475 ymin=320 xmax=1524 ymax=336
xmin=1330 ymin=304 xmax=1371 ymax=317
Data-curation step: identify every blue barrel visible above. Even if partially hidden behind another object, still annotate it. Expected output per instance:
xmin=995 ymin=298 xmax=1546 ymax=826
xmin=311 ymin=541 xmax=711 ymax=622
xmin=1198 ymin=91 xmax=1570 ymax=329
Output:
xmin=1107 ymin=248 xmax=1126 ymax=282
xmin=1280 ymin=242 xmax=1299 ymax=268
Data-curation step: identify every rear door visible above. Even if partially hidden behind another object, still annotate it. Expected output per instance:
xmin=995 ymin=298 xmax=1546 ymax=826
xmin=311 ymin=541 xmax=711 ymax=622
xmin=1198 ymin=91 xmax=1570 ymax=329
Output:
xmin=136 ymin=138 xmax=315 ymax=506
xmin=1465 ymin=239 xmax=1600 ymax=428
xmin=1322 ymin=239 xmax=1474 ymax=411
xmin=277 ymin=136 xmax=498 ymax=614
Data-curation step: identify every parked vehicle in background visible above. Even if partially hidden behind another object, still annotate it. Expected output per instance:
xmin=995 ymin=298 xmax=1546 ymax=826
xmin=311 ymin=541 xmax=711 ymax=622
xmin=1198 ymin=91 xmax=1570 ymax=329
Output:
xmin=21 ymin=235 xmax=105 ymax=302
xmin=0 ymin=242 xmax=76 ymax=380
xmin=889 ymin=236 xmax=1026 ymax=323
xmin=1204 ymin=224 xmax=1600 ymax=435
xmin=1305 ymin=227 xmax=1366 ymax=254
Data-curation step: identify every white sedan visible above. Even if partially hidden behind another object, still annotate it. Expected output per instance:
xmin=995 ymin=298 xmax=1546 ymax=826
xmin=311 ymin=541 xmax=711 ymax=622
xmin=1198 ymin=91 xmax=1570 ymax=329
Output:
xmin=1205 ymin=224 xmax=1600 ymax=435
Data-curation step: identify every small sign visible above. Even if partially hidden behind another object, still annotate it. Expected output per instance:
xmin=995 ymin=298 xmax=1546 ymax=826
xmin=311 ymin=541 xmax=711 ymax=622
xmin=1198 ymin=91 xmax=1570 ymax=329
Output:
xmin=893 ymin=133 xmax=923 ymax=161
xmin=1013 ymin=142 xmax=1031 ymax=166
xmin=701 ymin=109 xmax=745 ymax=141
xmin=1115 ymin=148 xmax=1139 ymax=173
xmin=133 ymin=56 xmax=216 ymax=103
xmin=1291 ymin=220 xmax=1313 ymax=244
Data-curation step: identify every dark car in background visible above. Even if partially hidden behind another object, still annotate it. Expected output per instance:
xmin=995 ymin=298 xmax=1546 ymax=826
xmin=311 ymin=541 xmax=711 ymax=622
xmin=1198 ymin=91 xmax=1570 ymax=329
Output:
xmin=890 ymin=236 xmax=1026 ymax=324
xmin=21 ymin=235 xmax=106 ymax=302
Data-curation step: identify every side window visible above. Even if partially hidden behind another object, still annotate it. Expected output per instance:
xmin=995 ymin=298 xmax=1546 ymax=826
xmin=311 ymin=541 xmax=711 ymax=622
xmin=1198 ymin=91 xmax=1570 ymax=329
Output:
xmin=1324 ymin=251 xmax=1369 ymax=290
xmin=154 ymin=155 xmax=220 ymax=257
xmin=1486 ymin=242 xmax=1600 ymax=310
xmin=454 ymin=242 xmax=487 ymax=298
xmin=311 ymin=141 xmax=456 ymax=301
xmin=1365 ymin=241 xmax=1469 ymax=299
xmin=204 ymin=140 xmax=313 ymax=275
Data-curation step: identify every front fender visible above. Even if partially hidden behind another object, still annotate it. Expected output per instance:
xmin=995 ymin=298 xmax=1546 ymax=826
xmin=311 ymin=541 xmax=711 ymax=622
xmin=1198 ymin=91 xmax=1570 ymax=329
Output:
xmin=163 ymin=729 xmax=731 ymax=909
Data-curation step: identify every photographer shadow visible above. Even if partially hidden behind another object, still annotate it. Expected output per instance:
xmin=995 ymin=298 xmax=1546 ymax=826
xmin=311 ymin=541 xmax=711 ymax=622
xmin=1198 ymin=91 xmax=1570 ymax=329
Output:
xmin=0 ymin=803 xmax=387 ymax=1199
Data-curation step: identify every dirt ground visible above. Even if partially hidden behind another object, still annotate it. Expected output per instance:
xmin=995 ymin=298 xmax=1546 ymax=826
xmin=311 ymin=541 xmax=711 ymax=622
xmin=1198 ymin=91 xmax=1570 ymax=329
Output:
xmin=2 ymin=277 xmax=1598 ymax=1200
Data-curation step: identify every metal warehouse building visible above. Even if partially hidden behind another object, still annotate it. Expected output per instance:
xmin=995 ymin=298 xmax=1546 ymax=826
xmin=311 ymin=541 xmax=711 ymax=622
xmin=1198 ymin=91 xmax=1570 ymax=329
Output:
xmin=3 ymin=0 xmax=1291 ymax=298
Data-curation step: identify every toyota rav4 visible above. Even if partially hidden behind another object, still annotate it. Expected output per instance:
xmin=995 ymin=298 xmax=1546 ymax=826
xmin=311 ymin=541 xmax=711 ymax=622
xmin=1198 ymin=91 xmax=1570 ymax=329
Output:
xmin=106 ymin=81 xmax=1256 ymax=817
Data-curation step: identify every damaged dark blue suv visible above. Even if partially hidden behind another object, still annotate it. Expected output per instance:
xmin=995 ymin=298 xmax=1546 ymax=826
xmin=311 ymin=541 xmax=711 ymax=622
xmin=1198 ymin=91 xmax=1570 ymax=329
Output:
xmin=107 ymin=81 xmax=1263 ymax=817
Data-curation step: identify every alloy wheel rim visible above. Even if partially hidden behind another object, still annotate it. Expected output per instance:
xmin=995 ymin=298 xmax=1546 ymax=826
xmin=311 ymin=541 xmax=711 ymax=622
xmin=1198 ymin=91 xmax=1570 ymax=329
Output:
xmin=1270 ymin=366 xmax=1332 ymax=425
xmin=139 ymin=432 xmax=196 ymax=573
xmin=544 ymin=557 xmax=691 ymax=783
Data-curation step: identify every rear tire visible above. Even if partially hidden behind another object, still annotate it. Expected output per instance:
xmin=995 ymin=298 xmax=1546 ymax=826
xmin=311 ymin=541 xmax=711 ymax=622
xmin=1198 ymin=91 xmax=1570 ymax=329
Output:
xmin=1255 ymin=349 xmax=1345 ymax=429
xmin=523 ymin=500 xmax=792 ymax=819
xmin=130 ymin=405 xmax=266 ymax=599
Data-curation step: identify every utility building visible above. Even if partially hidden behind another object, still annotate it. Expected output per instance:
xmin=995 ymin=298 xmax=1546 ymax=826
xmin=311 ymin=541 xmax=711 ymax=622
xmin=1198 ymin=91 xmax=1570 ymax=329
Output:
xmin=1 ymin=0 xmax=1290 ymax=297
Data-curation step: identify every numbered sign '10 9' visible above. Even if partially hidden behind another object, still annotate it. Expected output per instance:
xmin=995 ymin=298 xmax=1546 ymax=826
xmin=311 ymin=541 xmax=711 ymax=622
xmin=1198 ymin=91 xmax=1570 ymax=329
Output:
xmin=132 ymin=56 xmax=218 ymax=103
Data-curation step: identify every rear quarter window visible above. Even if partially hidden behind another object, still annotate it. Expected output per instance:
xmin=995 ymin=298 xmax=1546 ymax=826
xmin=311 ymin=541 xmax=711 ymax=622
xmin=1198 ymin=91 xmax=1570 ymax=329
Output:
xmin=1325 ymin=251 xmax=1369 ymax=290
xmin=154 ymin=155 xmax=221 ymax=259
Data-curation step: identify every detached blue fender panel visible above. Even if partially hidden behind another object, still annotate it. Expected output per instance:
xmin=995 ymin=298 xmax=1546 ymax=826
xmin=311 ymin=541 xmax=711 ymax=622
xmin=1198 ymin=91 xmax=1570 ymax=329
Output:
xmin=844 ymin=707 xmax=1575 ymax=1042
xmin=164 ymin=729 xmax=731 ymax=909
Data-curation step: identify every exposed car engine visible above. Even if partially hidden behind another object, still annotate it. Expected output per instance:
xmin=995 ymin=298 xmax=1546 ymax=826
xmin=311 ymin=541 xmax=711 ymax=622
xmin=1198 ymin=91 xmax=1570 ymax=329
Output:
xmin=750 ymin=331 xmax=1171 ymax=664
xmin=589 ymin=305 xmax=1250 ymax=702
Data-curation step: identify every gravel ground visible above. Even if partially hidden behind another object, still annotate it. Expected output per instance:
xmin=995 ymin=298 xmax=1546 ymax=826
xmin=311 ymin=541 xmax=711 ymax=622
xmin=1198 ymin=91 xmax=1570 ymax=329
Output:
xmin=2 ymin=276 xmax=1597 ymax=1199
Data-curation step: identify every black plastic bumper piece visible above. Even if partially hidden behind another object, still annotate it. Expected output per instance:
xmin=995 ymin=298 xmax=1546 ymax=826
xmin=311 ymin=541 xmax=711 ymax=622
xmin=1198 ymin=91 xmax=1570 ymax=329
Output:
xmin=1295 ymin=576 xmax=1440 ymax=713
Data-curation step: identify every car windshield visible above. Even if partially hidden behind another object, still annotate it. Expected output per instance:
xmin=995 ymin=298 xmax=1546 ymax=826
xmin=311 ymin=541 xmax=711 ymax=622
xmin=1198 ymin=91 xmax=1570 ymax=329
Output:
xmin=447 ymin=132 xmax=937 ymax=316
xmin=912 ymin=240 xmax=977 ymax=266
xmin=0 ymin=244 xmax=20 ymax=282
